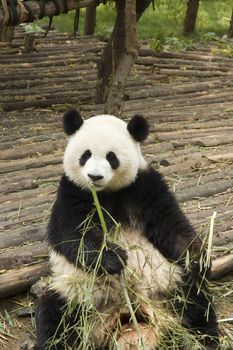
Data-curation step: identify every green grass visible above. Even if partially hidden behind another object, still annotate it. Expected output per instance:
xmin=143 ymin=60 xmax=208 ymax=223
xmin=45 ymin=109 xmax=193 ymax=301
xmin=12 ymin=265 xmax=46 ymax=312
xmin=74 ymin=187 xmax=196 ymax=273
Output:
xmin=36 ymin=0 xmax=232 ymax=41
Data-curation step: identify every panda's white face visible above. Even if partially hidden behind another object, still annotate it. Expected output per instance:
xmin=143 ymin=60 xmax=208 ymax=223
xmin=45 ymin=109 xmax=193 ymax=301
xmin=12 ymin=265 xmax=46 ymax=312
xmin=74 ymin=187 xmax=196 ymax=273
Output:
xmin=63 ymin=115 xmax=147 ymax=191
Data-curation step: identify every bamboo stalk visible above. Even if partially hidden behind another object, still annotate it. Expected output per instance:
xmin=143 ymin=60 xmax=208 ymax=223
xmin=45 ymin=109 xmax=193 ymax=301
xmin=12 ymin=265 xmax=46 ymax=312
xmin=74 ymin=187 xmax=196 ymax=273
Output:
xmin=120 ymin=273 xmax=145 ymax=349
xmin=90 ymin=185 xmax=144 ymax=348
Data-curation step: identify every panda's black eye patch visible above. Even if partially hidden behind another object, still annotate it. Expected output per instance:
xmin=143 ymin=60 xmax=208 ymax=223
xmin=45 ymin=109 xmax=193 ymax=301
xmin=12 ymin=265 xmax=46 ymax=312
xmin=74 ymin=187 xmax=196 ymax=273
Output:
xmin=106 ymin=151 xmax=120 ymax=170
xmin=80 ymin=149 xmax=92 ymax=166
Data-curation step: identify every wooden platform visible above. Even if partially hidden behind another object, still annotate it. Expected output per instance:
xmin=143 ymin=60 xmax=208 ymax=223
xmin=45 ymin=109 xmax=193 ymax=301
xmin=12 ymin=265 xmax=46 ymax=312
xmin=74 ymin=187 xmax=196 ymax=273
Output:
xmin=1 ymin=30 xmax=233 ymax=294
xmin=0 ymin=29 xmax=233 ymax=348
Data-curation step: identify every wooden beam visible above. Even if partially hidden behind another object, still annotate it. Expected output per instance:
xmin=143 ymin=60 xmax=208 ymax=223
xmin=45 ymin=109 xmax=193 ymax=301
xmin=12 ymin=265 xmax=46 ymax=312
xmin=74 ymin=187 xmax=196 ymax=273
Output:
xmin=210 ymin=253 xmax=233 ymax=280
xmin=0 ymin=0 xmax=105 ymax=27
xmin=84 ymin=3 xmax=97 ymax=35
xmin=105 ymin=0 xmax=138 ymax=115
xmin=229 ymin=9 xmax=233 ymax=38
xmin=183 ymin=0 xmax=200 ymax=34
xmin=0 ymin=262 xmax=50 ymax=298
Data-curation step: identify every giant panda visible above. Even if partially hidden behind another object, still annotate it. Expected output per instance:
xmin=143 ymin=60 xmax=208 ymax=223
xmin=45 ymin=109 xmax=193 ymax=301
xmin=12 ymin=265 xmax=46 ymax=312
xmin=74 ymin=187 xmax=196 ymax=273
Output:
xmin=36 ymin=110 xmax=219 ymax=350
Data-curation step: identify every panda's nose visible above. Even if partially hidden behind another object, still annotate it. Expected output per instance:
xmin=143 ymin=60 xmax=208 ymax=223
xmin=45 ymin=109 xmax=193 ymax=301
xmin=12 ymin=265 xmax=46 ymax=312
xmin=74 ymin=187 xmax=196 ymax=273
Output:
xmin=87 ymin=174 xmax=104 ymax=182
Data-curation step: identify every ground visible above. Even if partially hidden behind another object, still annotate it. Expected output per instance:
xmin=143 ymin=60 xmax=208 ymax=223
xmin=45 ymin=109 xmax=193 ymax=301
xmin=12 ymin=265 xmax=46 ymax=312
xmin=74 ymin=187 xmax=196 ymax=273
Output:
xmin=0 ymin=28 xmax=233 ymax=349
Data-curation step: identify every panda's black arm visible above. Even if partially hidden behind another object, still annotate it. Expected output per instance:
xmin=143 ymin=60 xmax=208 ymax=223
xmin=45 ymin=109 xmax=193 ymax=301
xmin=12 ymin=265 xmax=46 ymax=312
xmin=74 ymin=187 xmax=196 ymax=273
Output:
xmin=130 ymin=169 xmax=219 ymax=342
xmin=129 ymin=167 xmax=202 ymax=263
xmin=47 ymin=205 xmax=127 ymax=275
xmin=145 ymin=193 xmax=201 ymax=263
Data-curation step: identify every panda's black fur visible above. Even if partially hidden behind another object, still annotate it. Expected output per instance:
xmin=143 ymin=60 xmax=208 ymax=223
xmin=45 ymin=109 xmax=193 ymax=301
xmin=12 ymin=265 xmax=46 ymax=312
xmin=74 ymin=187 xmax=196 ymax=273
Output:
xmin=36 ymin=112 xmax=219 ymax=350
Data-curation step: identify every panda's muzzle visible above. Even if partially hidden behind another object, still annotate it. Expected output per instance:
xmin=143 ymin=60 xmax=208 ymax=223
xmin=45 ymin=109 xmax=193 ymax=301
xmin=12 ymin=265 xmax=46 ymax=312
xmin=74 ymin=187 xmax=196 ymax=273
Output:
xmin=87 ymin=174 xmax=104 ymax=182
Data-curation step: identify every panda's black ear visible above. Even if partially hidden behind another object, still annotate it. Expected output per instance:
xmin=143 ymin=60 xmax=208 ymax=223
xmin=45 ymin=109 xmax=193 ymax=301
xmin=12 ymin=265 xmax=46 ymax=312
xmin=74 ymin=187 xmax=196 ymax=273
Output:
xmin=63 ymin=109 xmax=83 ymax=135
xmin=127 ymin=114 xmax=149 ymax=142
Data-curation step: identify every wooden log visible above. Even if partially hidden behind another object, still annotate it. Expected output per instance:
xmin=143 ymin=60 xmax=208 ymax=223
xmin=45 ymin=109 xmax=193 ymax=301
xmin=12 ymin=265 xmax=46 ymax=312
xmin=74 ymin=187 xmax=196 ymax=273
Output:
xmin=156 ymin=128 xmax=233 ymax=143
xmin=160 ymin=156 xmax=210 ymax=177
xmin=123 ymin=89 xmax=233 ymax=110
xmin=193 ymin=135 xmax=233 ymax=147
xmin=153 ymin=68 xmax=228 ymax=78
xmin=0 ymin=44 xmax=103 ymax=63
xmin=213 ymin=230 xmax=233 ymax=247
xmin=1 ymin=189 xmax=56 ymax=214
xmin=175 ymin=168 xmax=233 ymax=192
xmin=0 ymin=262 xmax=50 ymax=298
xmin=1 ymin=95 xmax=91 ymax=111
xmin=153 ymin=119 xmax=233 ymax=132
xmin=207 ymin=153 xmax=233 ymax=163
xmin=2 ymin=164 xmax=61 ymax=185
xmin=0 ymin=69 xmax=97 ymax=86
xmin=0 ymin=132 xmax=63 ymax=150
xmin=139 ymin=48 xmax=233 ymax=63
xmin=1 ymin=185 xmax=56 ymax=204
xmin=0 ymin=242 xmax=48 ymax=270
xmin=210 ymin=254 xmax=233 ymax=280
xmin=0 ymin=152 xmax=62 ymax=174
xmin=0 ymin=225 xmax=47 ymax=250
xmin=0 ymin=178 xmax=39 ymax=194
xmin=136 ymin=55 xmax=233 ymax=70
xmin=0 ymin=82 xmax=94 ymax=102
xmin=125 ymin=105 xmax=230 ymax=123
xmin=187 ymin=206 xmax=233 ymax=222
xmin=128 ymin=79 xmax=233 ymax=100
xmin=0 ymin=0 xmax=105 ymax=26
xmin=176 ymin=179 xmax=233 ymax=202
xmin=136 ymin=57 xmax=231 ymax=72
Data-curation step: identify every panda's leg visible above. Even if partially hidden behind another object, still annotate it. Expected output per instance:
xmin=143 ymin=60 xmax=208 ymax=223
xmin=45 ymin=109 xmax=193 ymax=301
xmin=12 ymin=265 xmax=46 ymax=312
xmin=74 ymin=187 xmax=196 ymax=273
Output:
xmin=35 ymin=290 xmax=79 ymax=350
xmin=176 ymin=269 xmax=219 ymax=348
xmin=116 ymin=323 xmax=159 ymax=350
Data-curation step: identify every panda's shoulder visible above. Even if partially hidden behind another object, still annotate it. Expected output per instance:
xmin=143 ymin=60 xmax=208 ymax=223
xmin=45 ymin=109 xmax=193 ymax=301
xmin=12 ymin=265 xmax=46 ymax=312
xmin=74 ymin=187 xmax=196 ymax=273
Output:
xmin=134 ymin=166 xmax=169 ymax=194
xmin=52 ymin=175 xmax=92 ymax=215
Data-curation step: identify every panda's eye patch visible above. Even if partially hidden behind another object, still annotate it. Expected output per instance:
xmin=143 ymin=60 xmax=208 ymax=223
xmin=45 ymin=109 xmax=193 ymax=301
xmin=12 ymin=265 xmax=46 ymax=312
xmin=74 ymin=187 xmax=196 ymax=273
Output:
xmin=80 ymin=150 xmax=92 ymax=166
xmin=106 ymin=151 xmax=120 ymax=170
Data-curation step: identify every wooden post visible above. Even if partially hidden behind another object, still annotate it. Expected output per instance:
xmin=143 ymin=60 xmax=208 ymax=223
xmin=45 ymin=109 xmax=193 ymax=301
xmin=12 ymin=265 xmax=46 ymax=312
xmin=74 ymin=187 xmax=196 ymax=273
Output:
xmin=0 ymin=26 xmax=14 ymax=42
xmin=105 ymin=0 xmax=138 ymax=115
xmin=229 ymin=9 xmax=233 ymax=38
xmin=84 ymin=3 xmax=96 ymax=35
xmin=96 ymin=0 xmax=126 ymax=104
xmin=183 ymin=0 xmax=200 ymax=35
xmin=96 ymin=0 xmax=152 ymax=105
xmin=23 ymin=33 xmax=36 ymax=52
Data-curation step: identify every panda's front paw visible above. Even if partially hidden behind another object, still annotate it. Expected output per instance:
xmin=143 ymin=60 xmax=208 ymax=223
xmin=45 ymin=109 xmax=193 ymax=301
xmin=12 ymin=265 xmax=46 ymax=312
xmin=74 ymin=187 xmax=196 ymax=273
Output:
xmin=102 ymin=243 xmax=128 ymax=275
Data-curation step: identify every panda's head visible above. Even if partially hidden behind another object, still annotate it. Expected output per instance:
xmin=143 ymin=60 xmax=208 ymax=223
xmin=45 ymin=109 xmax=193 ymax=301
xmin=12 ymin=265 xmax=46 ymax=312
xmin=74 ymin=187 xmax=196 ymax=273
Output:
xmin=63 ymin=109 xmax=149 ymax=191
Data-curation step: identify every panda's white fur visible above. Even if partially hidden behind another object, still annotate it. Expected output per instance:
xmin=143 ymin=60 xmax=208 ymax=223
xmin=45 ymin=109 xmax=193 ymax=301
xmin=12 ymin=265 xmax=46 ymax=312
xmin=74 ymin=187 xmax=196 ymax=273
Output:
xmin=50 ymin=230 xmax=182 ymax=304
xmin=63 ymin=115 xmax=147 ymax=192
